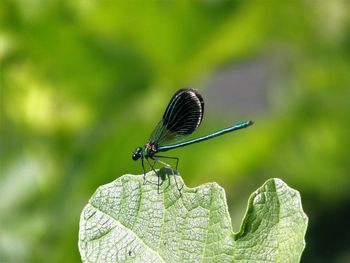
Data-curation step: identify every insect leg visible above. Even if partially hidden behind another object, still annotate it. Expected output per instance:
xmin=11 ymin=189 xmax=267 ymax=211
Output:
xmin=144 ymin=157 xmax=163 ymax=188
xmin=153 ymin=157 xmax=182 ymax=194
xmin=150 ymin=157 xmax=170 ymax=190
xmin=153 ymin=155 xmax=179 ymax=170
xmin=141 ymin=157 xmax=158 ymax=185
xmin=141 ymin=157 xmax=147 ymax=185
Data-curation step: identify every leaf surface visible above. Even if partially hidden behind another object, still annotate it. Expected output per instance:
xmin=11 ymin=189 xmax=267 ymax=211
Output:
xmin=79 ymin=169 xmax=307 ymax=262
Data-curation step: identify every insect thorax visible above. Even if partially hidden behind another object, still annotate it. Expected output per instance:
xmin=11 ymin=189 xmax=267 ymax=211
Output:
xmin=143 ymin=142 xmax=157 ymax=158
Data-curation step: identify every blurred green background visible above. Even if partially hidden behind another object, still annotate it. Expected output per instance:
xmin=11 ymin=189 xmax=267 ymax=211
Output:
xmin=1 ymin=1 xmax=350 ymax=262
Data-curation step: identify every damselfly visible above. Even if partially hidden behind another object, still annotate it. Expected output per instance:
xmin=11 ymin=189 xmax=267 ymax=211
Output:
xmin=132 ymin=88 xmax=253 ymax=191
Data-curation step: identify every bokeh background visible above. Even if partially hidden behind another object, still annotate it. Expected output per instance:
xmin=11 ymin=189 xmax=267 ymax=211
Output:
xmin=1 ymin=1 xmax=350 ymax=262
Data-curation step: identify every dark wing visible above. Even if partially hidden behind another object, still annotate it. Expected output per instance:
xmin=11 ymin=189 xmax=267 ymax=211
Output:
xmin=149 ymin=88 xmax=204 ymax=146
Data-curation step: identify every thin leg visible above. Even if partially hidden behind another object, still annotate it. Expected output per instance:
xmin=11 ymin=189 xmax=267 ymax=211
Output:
xmin=144 ymin=157 xmax=163 ymax=187
xmin=142 ymin=158 xmax=157 ymax=185
xmin=152 ymin=157 xmax=183 ymax=194
xmin=141 ymin=158 xmax=147 ymax=185
xmin=151 ymin=158 xmax=171 ymax=190
xmin=153 ymin=155 xmax=179 ymax=170
xmin=145 ymin=157 xmax=162 ymax=193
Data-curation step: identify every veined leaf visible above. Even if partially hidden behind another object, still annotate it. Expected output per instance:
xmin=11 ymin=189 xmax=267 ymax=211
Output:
xmin=79 ymin=169 xmax=307 ymax=262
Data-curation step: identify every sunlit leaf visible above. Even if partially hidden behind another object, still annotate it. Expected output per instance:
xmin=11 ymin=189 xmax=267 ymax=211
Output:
xmin=79 ymin=169 xmax=307 ymax=262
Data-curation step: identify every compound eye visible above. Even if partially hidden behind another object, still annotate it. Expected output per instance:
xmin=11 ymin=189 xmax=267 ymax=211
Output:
xmin=132 ymin=153 xmax=138 ymax=161
xmin=132 ymin=147 xmax=142 ymax=161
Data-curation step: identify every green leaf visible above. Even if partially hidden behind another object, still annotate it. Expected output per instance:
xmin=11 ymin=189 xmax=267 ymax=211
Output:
xmin=79 ymin=169 xmax=308 ymax=262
